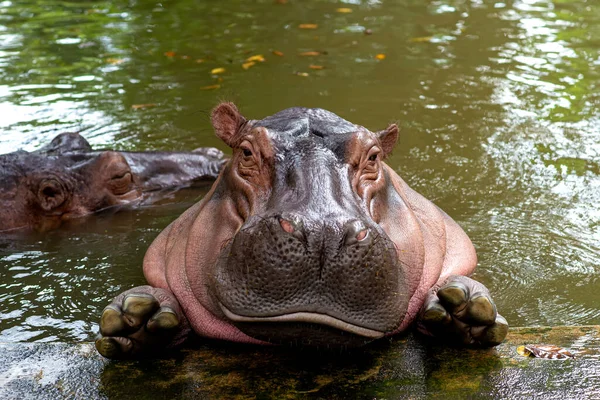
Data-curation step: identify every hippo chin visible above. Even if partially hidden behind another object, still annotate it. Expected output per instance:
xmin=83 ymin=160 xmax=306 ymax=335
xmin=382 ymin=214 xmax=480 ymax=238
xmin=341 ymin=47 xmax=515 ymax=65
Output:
xmin=95 ymin=103 xmax=508 ymax=358
xmin=0 ymin=133 xmax=226 ymax=232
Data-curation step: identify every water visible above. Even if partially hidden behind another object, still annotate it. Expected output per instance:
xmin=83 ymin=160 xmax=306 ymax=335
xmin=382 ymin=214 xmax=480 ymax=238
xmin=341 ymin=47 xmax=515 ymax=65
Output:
xmin=0 ymin=0 xmax=599 ymax=342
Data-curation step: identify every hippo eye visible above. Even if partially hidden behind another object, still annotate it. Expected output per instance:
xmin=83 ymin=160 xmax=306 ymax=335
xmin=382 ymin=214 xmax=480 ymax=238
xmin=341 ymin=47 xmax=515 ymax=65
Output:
xmin=243 ymin=148 xmax=253 ymax=157
xmin=109 ymin=172 xmax=133 ymax=195
xmin=368 ymin=154 xmax=378 ymax=162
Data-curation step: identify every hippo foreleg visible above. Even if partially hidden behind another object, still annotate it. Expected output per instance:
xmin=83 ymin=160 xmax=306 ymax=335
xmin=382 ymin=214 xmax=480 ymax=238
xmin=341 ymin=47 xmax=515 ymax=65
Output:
xmin=416 ymin=275 xmax=508 ymax=346
xmin=95 ymin=286 xmax=191 ymax=359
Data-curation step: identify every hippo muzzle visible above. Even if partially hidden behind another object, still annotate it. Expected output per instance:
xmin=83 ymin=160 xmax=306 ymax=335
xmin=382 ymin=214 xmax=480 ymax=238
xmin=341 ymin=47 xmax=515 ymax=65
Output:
xmin=214 ymin=211 xmax=407 ymax=346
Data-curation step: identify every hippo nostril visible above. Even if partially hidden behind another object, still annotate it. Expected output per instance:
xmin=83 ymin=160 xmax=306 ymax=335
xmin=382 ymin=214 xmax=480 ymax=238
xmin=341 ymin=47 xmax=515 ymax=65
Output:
xmin=279 ymin=218 xmax=295 ymax=234
xmin=277 ymin=215 xmax=306 ymax=241
xmin=356 ymin=229 xmax=368 ymax=242
xmin=344 ymin=220 xmax=371 ymax=246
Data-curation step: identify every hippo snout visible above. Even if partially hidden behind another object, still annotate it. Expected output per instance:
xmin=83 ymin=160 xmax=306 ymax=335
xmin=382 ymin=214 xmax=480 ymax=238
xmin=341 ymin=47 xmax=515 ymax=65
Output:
xmin=214 ymin=214 xmax=408 ymax=346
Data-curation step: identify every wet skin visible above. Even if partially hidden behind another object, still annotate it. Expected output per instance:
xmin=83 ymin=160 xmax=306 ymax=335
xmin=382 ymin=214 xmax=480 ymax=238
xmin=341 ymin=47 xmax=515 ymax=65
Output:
xmin=96 ymin=103 xmax=508 ymax=358
xmin=0 ymin=132 xmax=226 ymax=232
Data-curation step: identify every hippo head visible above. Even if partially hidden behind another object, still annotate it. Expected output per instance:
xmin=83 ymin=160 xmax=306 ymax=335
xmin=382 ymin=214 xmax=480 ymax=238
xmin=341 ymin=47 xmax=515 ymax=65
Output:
xmin=0 ymin=147 xmax=141 ymax=232
xmin=207 ymin=103 xmax=405 ymax=346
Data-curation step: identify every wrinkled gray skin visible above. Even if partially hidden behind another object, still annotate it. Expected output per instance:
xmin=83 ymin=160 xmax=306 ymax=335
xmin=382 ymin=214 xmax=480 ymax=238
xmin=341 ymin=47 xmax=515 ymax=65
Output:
xmin=96 ymin=104 xmax=508 ymax=359
xmin=0 ymin=132 xmax=226 ymax=232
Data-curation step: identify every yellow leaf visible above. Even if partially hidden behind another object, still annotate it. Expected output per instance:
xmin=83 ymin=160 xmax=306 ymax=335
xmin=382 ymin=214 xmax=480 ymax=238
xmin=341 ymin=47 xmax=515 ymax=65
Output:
xmin=211 ymin=67 xmax=226 ymax=74
xmin=164 ymin=51 xmax=176 ymax=57
xmin=242 ymin=61 xmax=256 ymax=70
xmin=299 ymin=51 xmax=321 ymax=56
xmin=246 ymin=54 xmax=265 ymax=62
xmin=200 ymin=84 xmax=221 ymax=90
xmin=375 ymin=53 xmax=386 ymax=60
xmin=272 ymin=50 xmax=284 ymax=56
xmin=131 ymin=104 xmax=156 ymax=110
xmin=409 ymin=36 xmax=433 ymax=43
xmin=516 ymin=346 xmax=530 ymax=357
xmin=296 ymin=72 xmax=309 ymax=77
xmin=195 ymin=59 xmax=205 ymax=63
xmin=299 ymin=24 xmax=318 ymax=29
xmin=336 ymin=8 xmax=352 ymax=13
xmin=106 ymin=58 xmax=124 ymax=65
xmin=308 ymin=65 xmax=324 ymax=70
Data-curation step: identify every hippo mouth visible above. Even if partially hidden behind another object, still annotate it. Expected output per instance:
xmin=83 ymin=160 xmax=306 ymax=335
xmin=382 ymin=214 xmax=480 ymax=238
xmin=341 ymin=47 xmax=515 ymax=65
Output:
xmin=220 ymin=303 xmax=385 ymax=346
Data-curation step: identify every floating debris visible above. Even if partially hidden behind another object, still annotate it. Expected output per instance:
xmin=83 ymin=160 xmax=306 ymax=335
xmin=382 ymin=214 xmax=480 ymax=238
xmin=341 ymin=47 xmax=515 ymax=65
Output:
xmin=296 ymin=72 xmax=309 ymax=77
xmin=336 ymin=8 xmax=353 ymax=13
xmin=200 ymin=84 xmax=221 ymax=90
xmin=517 ymin=344 xmax=575 ymax=360
xmin=272 ymin=50 xmax=284 ymax=56
xmin=131 ymin=104 xmax=157 ymax=110
xmin=299 ymin=51 xmax=322 ymax=56
xmin=210 ymin=67 xmax=226 ymax=74
xmin=164 ymin=51 xmax=176 ymax=57
xmin=299 ymin=24 xmax=318 ymax=29
xmin=246 ymin=54 xmax=265 ymax=63
xmin=375 ymin=53 xmax=386 ymax=60
xmin=242 ymin=61 xmax=255 ymax=70
xmin=409 ymin=36 xmax=434 ymax=43
xmin=195 ymin=59 xmax=205 ymax=63
xmin=106 ymin=58 xmax=124 ymax=65
xmin=308 ymin=65 xmax=324 ymax=70
xmin=364 ymin=28 xmax=373 ymax=35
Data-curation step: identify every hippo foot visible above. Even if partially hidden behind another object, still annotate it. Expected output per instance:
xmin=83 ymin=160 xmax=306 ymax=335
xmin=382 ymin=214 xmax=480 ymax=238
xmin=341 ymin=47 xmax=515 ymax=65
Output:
xmin=417 ymin=275 xmax=508 ymax=347
xmin=95 ymin=285 xmax=190 ymax=359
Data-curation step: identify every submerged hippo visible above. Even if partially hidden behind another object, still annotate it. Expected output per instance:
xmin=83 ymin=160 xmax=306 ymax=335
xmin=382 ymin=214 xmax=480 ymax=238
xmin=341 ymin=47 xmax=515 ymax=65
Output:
xmin=0 ymin=133 xmax=226 ymax=232
xmin=95 ymin=103 xmax=508 ymax=358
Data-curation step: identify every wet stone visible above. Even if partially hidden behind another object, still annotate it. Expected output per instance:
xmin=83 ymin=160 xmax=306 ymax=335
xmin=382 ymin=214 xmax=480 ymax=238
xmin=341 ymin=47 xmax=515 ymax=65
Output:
xmin=1 ymin=326 xmax=599 ymax=399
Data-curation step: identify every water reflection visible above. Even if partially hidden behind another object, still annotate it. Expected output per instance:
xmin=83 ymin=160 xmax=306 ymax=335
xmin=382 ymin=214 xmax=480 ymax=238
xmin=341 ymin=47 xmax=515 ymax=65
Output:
xmin=0 ymin=0 xmax=599 ymax=342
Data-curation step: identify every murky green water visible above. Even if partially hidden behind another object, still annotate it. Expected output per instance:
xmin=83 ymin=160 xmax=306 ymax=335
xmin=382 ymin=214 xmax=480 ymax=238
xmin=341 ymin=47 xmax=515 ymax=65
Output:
xmin=0 ymin=0 xmax=599 ymax=342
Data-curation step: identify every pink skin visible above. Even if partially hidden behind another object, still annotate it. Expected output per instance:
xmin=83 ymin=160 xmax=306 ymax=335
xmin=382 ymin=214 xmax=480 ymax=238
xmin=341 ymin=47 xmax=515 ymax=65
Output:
xmin=140 ymin=162 xmax=476 ymax=344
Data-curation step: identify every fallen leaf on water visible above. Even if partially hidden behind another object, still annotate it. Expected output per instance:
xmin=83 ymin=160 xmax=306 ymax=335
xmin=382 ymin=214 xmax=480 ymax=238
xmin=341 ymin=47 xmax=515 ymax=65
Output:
xmin=375 ymin=53 xmax=386 ymax=60
xmin=195 ymin=59 xmax=205 ymax=63
xmin=336 ymin=8 xmax=353 ymax=13
xmin=308 ymin=65 xmax=324 ymax=70
xmin=299 ymin=51 xmax=322 ymax=56
xmin=364 ymin=28 xmax=373 ymax=35
xmin=164 ymin=51 xmax=176 ymax=57
xmin=200 ymin=84 xmax=221 ymax=90
xmin=409 ymin=36 xmax=434 ymax=43
xmin=242 ymin=61 xmax=255 ymax=70
xmin=272 ymin=50 xmax=284 ymax=56
xmin=299 ymin=24 xmax=318 ymax=29
xmin=180 ymin=55 xmax=190 ymax=60
xmin=296 ymin=72 xmax=309 ymax=77
xmin=246 ymin=54 xmax=265 ymax=62
xmin=106 ymin=58 xmax=124 ymax=65
xmin=210 ymin=67 xmax=226 ymax=74
xmin=131 ymin=104 xmax=156 ymax=110
xmin=517 ymin=344 xmax=575 ymax=360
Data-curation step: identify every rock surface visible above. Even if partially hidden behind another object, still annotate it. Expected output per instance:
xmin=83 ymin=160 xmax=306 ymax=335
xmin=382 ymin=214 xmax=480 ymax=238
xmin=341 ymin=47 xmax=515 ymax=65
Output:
xmin=1 ymin=326 xmax=598 ymax=399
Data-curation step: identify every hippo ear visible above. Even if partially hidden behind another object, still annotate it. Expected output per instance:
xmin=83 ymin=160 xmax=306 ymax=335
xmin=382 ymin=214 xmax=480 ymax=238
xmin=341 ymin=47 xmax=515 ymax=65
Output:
xmin=211 ymin=102 xmax=247 ymax=147
xmin=377 ymin=124 xmax=399 ymax=159
xmin=37 ymin=178 xmax=69 ymax=211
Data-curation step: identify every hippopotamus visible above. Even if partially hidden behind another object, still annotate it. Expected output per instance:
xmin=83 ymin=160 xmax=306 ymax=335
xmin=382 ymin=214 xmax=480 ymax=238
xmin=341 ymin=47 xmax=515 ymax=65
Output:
xmin=0 ymin=133 xmax=226 ymax=232
xmin=95 ymin=103 xmax=508 ymax=358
